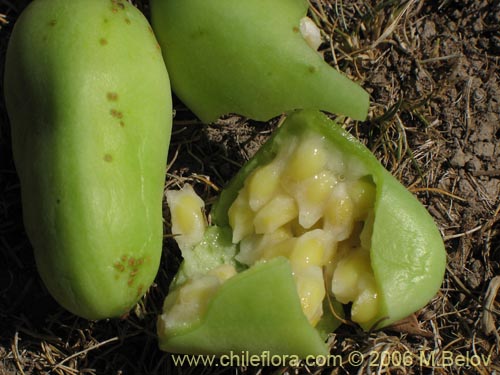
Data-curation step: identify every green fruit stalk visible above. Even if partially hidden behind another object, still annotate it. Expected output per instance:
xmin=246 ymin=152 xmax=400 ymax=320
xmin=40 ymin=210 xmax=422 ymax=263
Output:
xmin=159 ymin=110 xmax=446 ymax=356
xmin=150 ymin=0 xmax=369 ymax=122
xmin=4 ymin=0 xmax=172 ymax=320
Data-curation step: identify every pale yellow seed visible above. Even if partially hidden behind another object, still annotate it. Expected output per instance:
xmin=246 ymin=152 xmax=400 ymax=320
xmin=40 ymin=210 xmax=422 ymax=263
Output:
xmin=228 ymin=190 xmax=254 ymax=243
xmin=349 ymin=178 xmax=376 ymax=220
xmin=246 ymin=161 xmax=282 ymax=212
xmin=351 ymin=281 xmax=379 ymax=323
xmin=289 ymin=232 xmax=326 ymax=271
xmin=323 ymin=188 xmax=354 ymax=241
xmin=173 ymin=196 xmax=203 ymax=234
xmin=253 ymin=194 xmax=298 ymax=234
xmin=294 ymin=266 xmax=325 ymax=326
xmin=304 ymin=171 xmax=337 ymax=204
xmin=166 ymin=184 xmax=207 ymax=251
xmin=330 ymin=257 xmax=361 ymax=304
xmin=299 ymin=16 xmax=322 ymax=51
xmin=284 ymin=137 xmax=327 ymax=181
xmin=331 ymin=248 xmax=371 ymax=303
xmin=293 ymin=171 xmax=337 ymax=229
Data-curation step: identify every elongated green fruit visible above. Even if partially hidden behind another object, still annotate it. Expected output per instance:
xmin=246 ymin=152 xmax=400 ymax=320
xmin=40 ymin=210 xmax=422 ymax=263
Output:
xmin=4 ymin=0 xmax=172 ymax=320
xmin=158 ymin=110 xmax=446 ymax=356
xmin=150 ymin=0 xmax=369 ymax=122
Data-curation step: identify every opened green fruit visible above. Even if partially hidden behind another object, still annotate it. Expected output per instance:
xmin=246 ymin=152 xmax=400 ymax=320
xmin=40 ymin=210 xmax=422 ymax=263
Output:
xmin=4 ymin=0 xmax=172 ymax=319
xmin=158 ymin=110 xmax=446 ymax=356
xmin=150 ymin=0 xmax=369 ymax=122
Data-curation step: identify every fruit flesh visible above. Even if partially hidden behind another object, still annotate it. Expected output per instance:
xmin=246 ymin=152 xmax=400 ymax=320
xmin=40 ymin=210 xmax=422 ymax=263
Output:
xmin=162 ymin=134 xmax=379 ymax=341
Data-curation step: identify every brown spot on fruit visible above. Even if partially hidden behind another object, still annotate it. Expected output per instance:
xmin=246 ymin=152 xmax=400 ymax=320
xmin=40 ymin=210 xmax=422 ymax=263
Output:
xmin=137 ymin=284 xmax=144 ymax=296
xmin=119 ymin=121 xmax=125 ymax=127
xmin=99 ymin=38 xmax=108 ymax=46
xmin=130 ymin=269 xmax=138 ymax=277
xmin=110 ymin=109 xmax=123 ymax=119
xmin=104 ymin=154 xmax=113 ymax=162
xmin=125 ymin=18 xmax=131 ymax=24
xmin=293 ymin=26 xmax=299 ymax=33
xmin=121 ymin=255 xmax=128 ymax=262
xmin=107 ymin=92 xmax=118 ymax=101
xmin=48 ymin=20 xmax=57 ymax=27
xmin=114 ymin=262 xmax=125 ymax=272
xmin=127 ymin=278 xmax=134 ymax=286
xmin=111 ymin=0 xmax=125 ymax=11
xmin=128 ymin=257 xmax=136 ymax=267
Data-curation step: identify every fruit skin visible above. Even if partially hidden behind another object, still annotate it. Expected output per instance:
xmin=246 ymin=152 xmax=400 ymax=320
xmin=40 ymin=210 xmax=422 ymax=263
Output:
xmin=213 ymin=109 xmax=447 ymax=330
xmin=4 ymin=0 xmax=172 ymax=319
xmin=149 ymin=0 xmax=369 ymax=122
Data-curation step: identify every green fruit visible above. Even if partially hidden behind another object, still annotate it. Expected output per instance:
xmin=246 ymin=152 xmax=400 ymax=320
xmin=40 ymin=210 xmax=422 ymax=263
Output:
xmin=150 ymin=0 xmax=369 ymax=122
xmin=4 ymin=0 xmax=172 ymax=319
xmin=158 ymin=110 xmax=446 ymax=356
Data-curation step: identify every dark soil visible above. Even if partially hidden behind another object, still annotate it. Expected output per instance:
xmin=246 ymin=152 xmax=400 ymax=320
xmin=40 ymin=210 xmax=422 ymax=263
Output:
xmin=0 ymin=0 xmax=498 ymax=374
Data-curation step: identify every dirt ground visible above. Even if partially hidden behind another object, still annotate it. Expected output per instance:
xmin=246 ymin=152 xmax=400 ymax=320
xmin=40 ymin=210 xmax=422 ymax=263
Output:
xmin=0 ymin=0 xmax=499 ymax=374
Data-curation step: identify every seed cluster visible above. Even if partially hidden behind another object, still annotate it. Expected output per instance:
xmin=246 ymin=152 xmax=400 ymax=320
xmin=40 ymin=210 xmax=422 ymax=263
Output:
xmin=163 ymin=133 xmax=382 ymax=333
xmin=228 ymin=133 xmax=380 ymax=325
